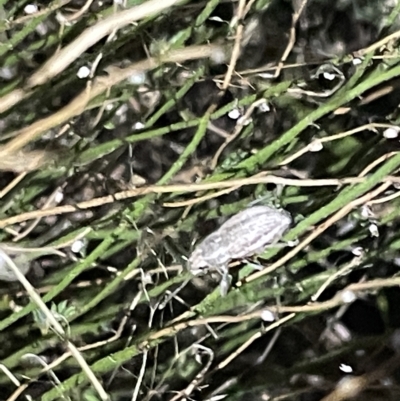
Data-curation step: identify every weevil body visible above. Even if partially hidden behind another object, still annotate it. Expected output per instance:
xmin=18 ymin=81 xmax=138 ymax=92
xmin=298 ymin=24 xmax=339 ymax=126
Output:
xmin=188 ymin=205 xmax=292 ymax=276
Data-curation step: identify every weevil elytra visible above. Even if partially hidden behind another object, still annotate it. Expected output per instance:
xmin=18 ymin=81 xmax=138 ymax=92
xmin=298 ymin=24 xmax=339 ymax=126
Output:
xmin=188 ymin=205 xmax=292 ymax=294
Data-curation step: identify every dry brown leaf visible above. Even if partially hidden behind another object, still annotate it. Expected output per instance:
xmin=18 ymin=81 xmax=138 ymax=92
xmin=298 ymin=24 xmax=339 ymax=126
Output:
xmin=0 ymin=148 xmax=53 ymax=173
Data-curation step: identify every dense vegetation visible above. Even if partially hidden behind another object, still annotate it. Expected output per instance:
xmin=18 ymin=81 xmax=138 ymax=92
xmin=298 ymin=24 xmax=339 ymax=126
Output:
xmin=1 ymin=0 xmax=400 ymax=400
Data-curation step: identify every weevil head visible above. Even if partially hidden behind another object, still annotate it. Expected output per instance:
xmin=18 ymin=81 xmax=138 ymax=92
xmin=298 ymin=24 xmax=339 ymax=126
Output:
xmin=188 ymin=247 xmax=210 ymax=275
xmin=281 ymin=209 xmax=292 ymax=228
xmin=274 ymin=209 xmax=292 ymax=240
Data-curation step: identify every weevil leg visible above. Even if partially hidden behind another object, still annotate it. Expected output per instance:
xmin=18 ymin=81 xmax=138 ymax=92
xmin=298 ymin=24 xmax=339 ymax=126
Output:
xmin=254 ymin=239 xmax=299 ymax=258
xmin=248 ymin=195 xmax=273 ymax=207
xmin=248 ymin=185 xmax=285 ymax=208
xmin=241 ymin=258 xmax=263 ymax=271
xmin=215 ymin=264 xmax=228 ymax=277
xmin=242 ymin=241 xmax=299 ymax=273
xmin=219 ymin=271 xmax=232 ymax=296
xmin=159 ymin=278 xmax=191 ymax=309
xmin=259 ymin=242 xmax=291 ymax=251
xmin=215 ymin=264 xmax=231 ymax=296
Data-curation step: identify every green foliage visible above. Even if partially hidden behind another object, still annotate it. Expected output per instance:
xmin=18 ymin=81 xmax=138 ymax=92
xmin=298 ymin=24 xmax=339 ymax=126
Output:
xmin=32 ymin=300 xmax=76 ymax=335
xmin=1 ymin=0 xmax=400 ymax=400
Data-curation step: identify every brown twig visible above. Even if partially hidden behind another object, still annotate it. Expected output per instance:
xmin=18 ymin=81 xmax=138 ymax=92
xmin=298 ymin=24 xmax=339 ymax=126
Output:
xmin=279 ymin=123 xmax=397 ymax=166
xmin=0 ymin=0 xmax=198 ymax=115
xmin=2 ymin=0 xmax=70 ymax=27
xmin=0 ymin=251 xmax=109 ymax=401
xmin=0 ymin=174 xmax=397 ymax=228
xmin=215 ymin=313 xmax=295 ymax=370
xmin=221 ymin=0 xmax=246 ymax=91
xmin=163 ymin=185 xmax=242 ymax=207
xmin=273 ymin=0 xmax=308 ymax=78
xmin=0 ymin=43 xmax=222 ymax=155
xmin=28 ymin=0 xmax=184 ymax=88
xmin=0 ymin=173 xmax=27 ymax=199
xmin=211 ymin=98 xmax=267 ymax=169
xmin=355 ymin=28 xmax=400 ymax=56
xmin=63 ymin=0 xmax=94 ymax=22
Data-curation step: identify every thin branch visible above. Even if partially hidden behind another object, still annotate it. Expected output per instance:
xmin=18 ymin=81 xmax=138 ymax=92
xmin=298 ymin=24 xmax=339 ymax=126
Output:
xmin=28 ymin=0 xmax=184 ymax=88
xmin=0 ymin=251 xmax=109 ymax=401
xmin=279 ymin=123 xmax=397 ymax=166
xmin=0 ymin=43 xmax=222 ymax=154
xmin=221 ymin=0 xmax=246 ymax=91
xmin=215 ymin=314 xmax=295 ymax=370
xmin=273 ymin=0 xmax=308 ymax=78
xmin=0 ymin=174 xmax=397 ymax=228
